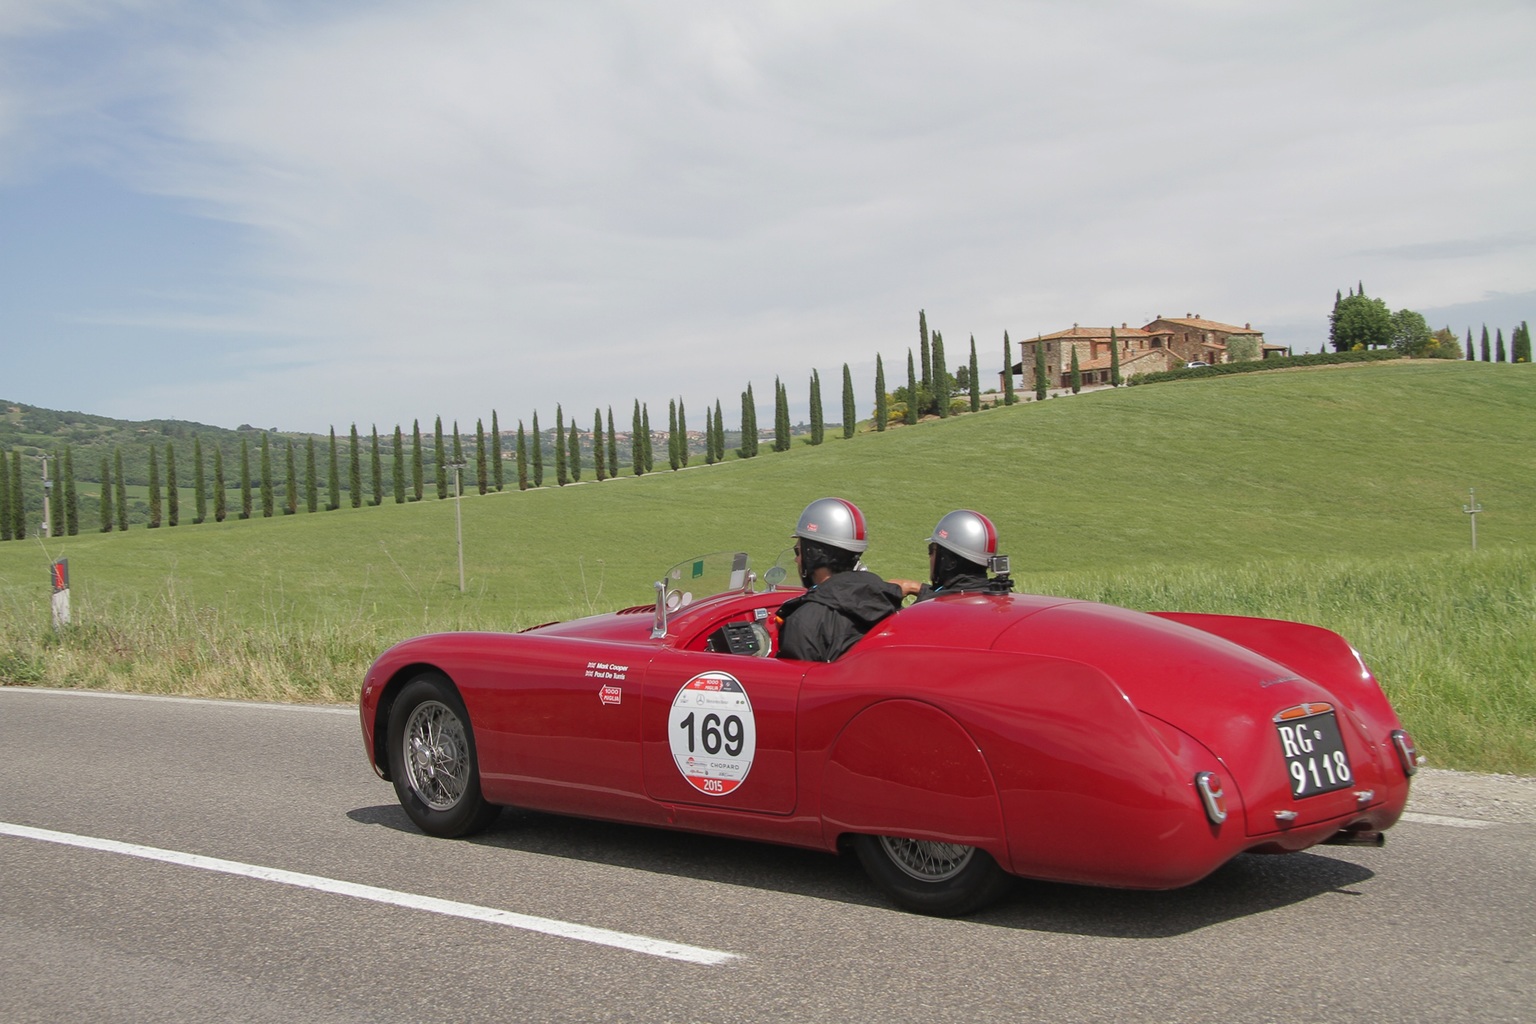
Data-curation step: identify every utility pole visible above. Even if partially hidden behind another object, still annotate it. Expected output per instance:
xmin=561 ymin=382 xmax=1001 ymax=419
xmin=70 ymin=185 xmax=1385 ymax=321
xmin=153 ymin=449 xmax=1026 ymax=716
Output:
xmin=450 ymin=459 xmax=467 ymax=592
xmin=40 ymin=457 xmax=52 ymax=538
xmin=1462 ymin=488 xmax=1483 ymax=550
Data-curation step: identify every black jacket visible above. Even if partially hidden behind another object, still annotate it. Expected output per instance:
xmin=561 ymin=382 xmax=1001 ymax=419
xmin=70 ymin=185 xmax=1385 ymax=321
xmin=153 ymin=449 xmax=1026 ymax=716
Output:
xmin=913 ymin=571 xmax=991 ymax=602
xmin=777 ymin=570 xmax=905 ymax=662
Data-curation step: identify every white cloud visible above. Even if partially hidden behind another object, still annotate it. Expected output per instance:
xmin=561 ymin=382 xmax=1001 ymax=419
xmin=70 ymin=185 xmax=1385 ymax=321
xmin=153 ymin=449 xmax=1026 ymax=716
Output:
xmin=2 ymin=0 xmax=1534 ymax=430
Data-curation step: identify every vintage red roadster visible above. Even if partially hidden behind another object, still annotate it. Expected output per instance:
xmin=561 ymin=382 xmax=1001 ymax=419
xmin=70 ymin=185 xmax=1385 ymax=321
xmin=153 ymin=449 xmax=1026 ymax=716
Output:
xmin=360 ymin=551 xmax=1419 ymax=915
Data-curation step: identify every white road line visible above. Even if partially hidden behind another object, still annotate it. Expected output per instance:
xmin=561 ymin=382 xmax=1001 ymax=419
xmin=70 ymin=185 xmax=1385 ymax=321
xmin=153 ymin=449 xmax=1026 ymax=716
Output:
xmin=1400 ymin=811 xmax=1495 ymax=829
xmin=0 ymin=821 xmax=739 ymax=967
xmin=0 ymin=686 xmax=354 ymax=715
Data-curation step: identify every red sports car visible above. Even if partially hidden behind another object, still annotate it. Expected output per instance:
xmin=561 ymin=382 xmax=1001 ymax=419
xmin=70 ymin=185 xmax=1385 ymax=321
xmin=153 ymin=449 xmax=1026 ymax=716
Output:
xmin=359 ymin=551 xmax=1419 ymax=915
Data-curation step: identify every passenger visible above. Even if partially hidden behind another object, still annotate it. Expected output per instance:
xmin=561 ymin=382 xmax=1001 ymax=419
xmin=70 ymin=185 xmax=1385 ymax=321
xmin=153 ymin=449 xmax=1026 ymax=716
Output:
xmin=901 ymin=509 xmax=1002 ymax=602
xmin=776 ymin=498 xmax=905 ymax=662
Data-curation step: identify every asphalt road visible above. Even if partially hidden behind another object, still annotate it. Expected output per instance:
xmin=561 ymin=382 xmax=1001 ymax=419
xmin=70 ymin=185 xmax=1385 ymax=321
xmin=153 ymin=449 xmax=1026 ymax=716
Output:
xmin=2 ymin=687 xmax=1531 ymax=1024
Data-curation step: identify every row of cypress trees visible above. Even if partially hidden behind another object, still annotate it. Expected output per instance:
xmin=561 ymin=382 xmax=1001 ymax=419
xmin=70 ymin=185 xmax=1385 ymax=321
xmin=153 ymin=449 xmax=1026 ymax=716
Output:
xmin=0 ymin=310 xmax=1095 ymax=537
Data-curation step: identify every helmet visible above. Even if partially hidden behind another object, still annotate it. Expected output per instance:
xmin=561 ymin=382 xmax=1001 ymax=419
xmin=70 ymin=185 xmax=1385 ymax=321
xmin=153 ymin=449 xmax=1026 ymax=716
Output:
xmin=928 ymin=509 xmax=998 ymax=566
xmin=794 ymin=497 xmax=869 ymax=554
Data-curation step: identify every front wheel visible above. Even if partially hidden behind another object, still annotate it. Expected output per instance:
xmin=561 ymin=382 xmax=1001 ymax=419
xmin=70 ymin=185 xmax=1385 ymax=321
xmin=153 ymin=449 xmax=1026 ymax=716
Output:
xmin=386 ymin=673 xmax=499 ymax=838
xmin=852 ymin=834 xmax=1014 ymax=916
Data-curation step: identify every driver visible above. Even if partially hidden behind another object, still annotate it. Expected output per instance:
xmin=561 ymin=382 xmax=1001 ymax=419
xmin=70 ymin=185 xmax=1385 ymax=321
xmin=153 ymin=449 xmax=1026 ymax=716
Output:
xmin=907 ymin=509 xmax=1001 ymax=602
xmin=776 ymin=497 xmax=904 ymax=662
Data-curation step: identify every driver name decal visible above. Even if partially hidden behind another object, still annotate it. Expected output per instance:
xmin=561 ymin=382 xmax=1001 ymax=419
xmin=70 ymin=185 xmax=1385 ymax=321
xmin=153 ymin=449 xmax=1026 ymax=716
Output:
xmin=668 ymin=672 xmax=757 ymax=797
xmin=585 ymin=661 xmax=628 ymax=681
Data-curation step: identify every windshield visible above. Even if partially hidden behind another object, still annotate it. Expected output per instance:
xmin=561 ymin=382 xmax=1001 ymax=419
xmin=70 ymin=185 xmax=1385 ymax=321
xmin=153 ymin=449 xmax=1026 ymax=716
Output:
xmin=650 ymin=551 xmax=798 ymax=639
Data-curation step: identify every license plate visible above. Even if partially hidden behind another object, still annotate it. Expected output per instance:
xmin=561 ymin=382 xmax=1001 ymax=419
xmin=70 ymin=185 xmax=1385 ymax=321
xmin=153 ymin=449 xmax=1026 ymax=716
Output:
xmin=1275 ymin=709 xmax=1353 ymax=798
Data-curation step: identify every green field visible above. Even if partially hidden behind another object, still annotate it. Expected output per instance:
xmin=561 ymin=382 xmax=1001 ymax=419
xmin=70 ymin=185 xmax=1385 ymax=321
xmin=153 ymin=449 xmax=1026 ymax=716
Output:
xmin=1 ymin=360 xmax=1532 ymax=771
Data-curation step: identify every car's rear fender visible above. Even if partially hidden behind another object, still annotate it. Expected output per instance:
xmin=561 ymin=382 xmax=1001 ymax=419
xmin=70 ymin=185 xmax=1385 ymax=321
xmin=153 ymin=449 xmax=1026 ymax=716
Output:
xmin=820 ymin=698 xmax=1009 ymax=865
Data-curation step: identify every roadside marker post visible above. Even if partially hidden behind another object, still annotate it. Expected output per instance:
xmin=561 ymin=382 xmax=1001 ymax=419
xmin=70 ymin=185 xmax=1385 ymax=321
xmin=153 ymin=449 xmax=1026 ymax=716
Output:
xmin=49 ymin=558 xmax=70 ymax=628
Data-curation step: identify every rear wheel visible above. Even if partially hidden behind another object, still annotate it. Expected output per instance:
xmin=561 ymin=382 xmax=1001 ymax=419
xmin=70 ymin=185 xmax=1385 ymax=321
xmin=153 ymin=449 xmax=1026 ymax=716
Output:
xmin=852 ymin=834 xmax=1014 ymax=916
xmin=386 ymin=673 xmax=499 ymax=837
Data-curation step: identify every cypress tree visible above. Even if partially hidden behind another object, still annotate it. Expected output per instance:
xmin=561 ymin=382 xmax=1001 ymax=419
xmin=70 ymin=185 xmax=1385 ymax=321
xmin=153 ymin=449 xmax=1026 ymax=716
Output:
xmin=49 ymin=454 xmax=64 ymax=538
xmin=606 ymin=407 xmax=618 ymax=478
xmin=10 ymin=451 xmax=24 ymax=539
xmin=809 ymin=371 xmax=824 ymax=444
xmin=1465 ymin=327 xmax=1474 ymax=361
xmin=905 ymin=350 xmax=918 ymax=425
xmin=1513 ymin=321 xmax=1532 ymax=363
xmin=642 ymin=403 xmax=654 ymax=471
xmin=490 ymin=410 xmax=504 ymax=491
xmin=1481 ymin=325 xmax=1491 ymax=361
xmin=739 ymin=385 xmax=758 ymax=458
xmin=193 ymin=436 xmax=206 ymax=524
xmin=475 ymin=418 xmax=488 ymax=494
xmin=148 ymin=447 xmax=162 ymax=528
xmin=531 ymin=412 xmax=543 ymax=486
xmin=1110 ymin=327 xmax=1122 ymax=387
xmin=875 ymin=354 xmax=888 ymax=431
xmin=434 ymin=417 xmax=447 ymax=498
xmin=968 ymin=337 xmax=981 ymax=412
xmin=348 ymin=426 xmax=362 ymax=508
xmin=285 ymin=441 xmax=298 ymax=514
xmin=411 ymin=420 xmax=424 ymax=501
xmin=631 ymin=401 xmax=644 ymax=475
xmin=593 ymin=409 xmax=606 ymax=481
xmin=328 ymin=428 xmax=340 ymax=510
xmin=668 ymin=399 xmax=680 ymax=470
xmin=933 ymin=332 xmax=949 ymax=417
xmin=99 ymin=456 xmax=113 ymax=532
xmin=1003 ymin=331 xmax=1017 ymax=405
xmin=1495 ymin=328 xmax=1507 ymax=363
xmin=703 ymin=405 xmax=715 ymax=464
xmin=305 ymin=437 xmax=318 ymax=512
xmin=370 ymin=426 xmax=383 ymax=506
xmin=713 ymin=399 xmax=725 ymax=460
xmin=114 ymin=447 xmax=128 ymax=531
xmin=919 ymin=309 xmax=931 ymax=396
xmin=516 ymin=422 xmax=529 ymax=490
xmin=1070 ymin=346 xmax=1082 ymax=394
xmin=677 ymin=398 xmax=688 ymax=467
xmin=166 ymin=442 xmax=179 ymax=526
xmin=1034 ymin=335 xmax=1049 ymax=401
xmin=394 ymin=426 xmax=407 ymax=502
xmin=0 ymin=452 xmax=9 ymax=541
xmin=555 ymin=406 xmax=568 ymax=485
xmin=773 ymin=377 xmax=790 ymax=451
xmin=64 ymin=445 xmax=77 ymax=534
xmin=568 ymin=417 xmax=581 ymax=482
xmin=842 ymin=363 xmax=856 ymax=437
xmin=213 ymin=445 xmax=227 ymax=522
xmin=259 ymin=435 xmax=274 ymax=517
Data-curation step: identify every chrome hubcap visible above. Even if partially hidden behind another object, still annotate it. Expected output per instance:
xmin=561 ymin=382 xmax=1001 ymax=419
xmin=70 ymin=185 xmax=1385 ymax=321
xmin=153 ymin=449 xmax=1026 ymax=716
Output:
xmin=402 ymin=700 xmax=470 ymax=811
xmin=879 ymin=837 xmax=975 ymax=882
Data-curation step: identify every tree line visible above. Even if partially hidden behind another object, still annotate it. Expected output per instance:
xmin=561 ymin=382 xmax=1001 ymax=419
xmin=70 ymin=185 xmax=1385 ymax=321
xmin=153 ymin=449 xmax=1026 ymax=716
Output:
xmin=4 ymin=300 xmax=1526 ymax=540
xmin=1329 ymin=284 xmax=1531 ymax=363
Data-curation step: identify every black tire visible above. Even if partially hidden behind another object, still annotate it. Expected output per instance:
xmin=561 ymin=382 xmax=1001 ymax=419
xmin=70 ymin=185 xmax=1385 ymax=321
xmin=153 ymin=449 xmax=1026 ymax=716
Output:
xmin=852 ymin=834 xmax=1014 ymax=916
xmin=386 ymin=673 xmax=499 ymax=838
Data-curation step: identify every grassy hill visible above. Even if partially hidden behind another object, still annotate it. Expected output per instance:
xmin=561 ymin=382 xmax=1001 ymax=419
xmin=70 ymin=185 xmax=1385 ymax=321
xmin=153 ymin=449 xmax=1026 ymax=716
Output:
xmin=1 ymin=359 xmax=1532 ymax=770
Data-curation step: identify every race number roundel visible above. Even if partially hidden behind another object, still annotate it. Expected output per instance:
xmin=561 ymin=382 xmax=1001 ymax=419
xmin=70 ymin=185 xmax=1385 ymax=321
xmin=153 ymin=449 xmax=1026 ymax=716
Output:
xmin=668 ymin=672 xmax=757 ymax=797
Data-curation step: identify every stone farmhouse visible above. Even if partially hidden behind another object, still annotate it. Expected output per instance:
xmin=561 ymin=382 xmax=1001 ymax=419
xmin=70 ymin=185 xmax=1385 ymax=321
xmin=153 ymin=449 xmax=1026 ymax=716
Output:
xmin=1005 ymin=315 xmax=1280 ymax=390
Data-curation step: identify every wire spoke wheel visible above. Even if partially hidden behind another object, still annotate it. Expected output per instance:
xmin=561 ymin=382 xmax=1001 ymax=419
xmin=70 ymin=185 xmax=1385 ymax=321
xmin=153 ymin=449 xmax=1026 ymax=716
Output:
xmin=402 ymin=699 xmax=471 ymax=811
xmin=385 ymin=673 xmax=498 ymax=837
xmin=878 ymin=837 xmax=976 ymax=882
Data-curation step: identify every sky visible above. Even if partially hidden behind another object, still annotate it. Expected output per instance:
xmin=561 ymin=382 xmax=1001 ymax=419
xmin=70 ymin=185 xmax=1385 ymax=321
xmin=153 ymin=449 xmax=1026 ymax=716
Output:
xmin=1 ymin=0 xmax=1532 ymax=434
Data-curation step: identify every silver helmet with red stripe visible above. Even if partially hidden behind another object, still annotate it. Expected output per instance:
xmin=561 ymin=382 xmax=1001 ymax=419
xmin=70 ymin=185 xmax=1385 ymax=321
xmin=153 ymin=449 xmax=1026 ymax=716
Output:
xmin=927 ymin=509 xmax=998 ymax=566
xmin=794 ymin=497 xmax=869 ymax=554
